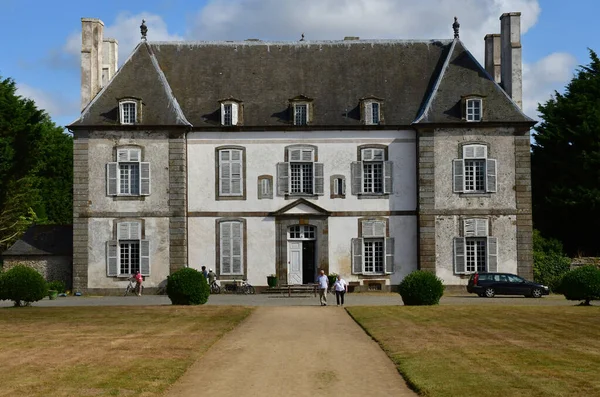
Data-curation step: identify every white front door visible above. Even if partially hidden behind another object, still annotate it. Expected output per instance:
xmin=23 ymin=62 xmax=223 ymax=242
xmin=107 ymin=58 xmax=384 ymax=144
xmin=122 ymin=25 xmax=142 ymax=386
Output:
xmin=288 ymin=241 xmax=302 ymax=284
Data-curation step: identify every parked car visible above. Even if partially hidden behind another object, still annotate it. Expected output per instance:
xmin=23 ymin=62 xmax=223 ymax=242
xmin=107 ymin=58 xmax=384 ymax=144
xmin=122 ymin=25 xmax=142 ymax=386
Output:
xmin=467 ymin=272 xmax=549 ymax=298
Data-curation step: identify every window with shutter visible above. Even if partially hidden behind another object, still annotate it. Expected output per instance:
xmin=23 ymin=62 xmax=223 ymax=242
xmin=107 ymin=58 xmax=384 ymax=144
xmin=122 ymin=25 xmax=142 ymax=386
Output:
xmin=384 ymin=237 xmax=394 ymax=274
xmin=220 ymin=101 xmax=241 ymax=126
xmin=360 ymin=147 xmax=389 ymax=195
xmin=107 ymin=147 xmax=150 ymax=197
xmin=286 ymin=146 xmax=317 ymax=195
xmin=219 ymin=221 xmax=244 ymax=276
xmin=454 ymin=144 xmax=497 ymax=194
xmin=217 ymin=148 xmax=245 ymax=198
xmin=111 ymin=220 xmax=147 ymax=277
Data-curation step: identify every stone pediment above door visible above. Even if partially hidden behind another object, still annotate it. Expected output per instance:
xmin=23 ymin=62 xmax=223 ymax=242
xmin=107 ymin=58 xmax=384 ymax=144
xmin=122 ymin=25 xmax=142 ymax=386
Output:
xmin=270 ymin=199 xmax=330 ymax=217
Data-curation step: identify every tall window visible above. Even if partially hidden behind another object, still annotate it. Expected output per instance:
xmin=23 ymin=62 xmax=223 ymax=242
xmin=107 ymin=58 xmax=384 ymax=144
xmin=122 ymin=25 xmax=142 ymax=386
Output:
xmin=466 ymin=98 xmax=482 ymax=122
xmin=277 ymin=146 xmax=324 ymax=196
xmin=106 ymin=148 xmax=151 ymax=196
xmin=106 ymin=221 xmax=150 ymax=277
xmin=294 ymin=104 xmax=308 ymax=125
xmin=218 ymin=148 xmax=243 ymax=197
xmin=454 ymin=218 xmax=498 ymax=274
xmin=219 ymin=220 xmax=244 ymax=276
xmin=362 ymin=148 xmax=384 ymax=193
xmin=120 ymin=101 xmax=137 ymax=125
xmin=453 ymin=144 xmax=497 ymax=194
xmin=352 ymin=219 xmax=394 ymax=275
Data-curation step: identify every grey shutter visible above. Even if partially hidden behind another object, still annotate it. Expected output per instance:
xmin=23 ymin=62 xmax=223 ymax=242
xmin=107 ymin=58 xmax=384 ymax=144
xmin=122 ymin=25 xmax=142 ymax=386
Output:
xmin=232 ymin=222 xmax=242 ymax=274
xmin=365 ymin=102 xmax=373 ymax=125
xmin=314 ymin=162 xmax=324 ymax=195
xmin=487 ymin=237 xmax=498 ymax=272
xmin=383 ymin=161 xmax=393 ymax=194
xmin=453 ymin=159 xmax=464 ymax=193
xmin=221 ymin=223 xmax=232 ymax=274
xmin=362 ymin=220 xmax=375 ymax=237
xmin=486 ymin=159 xmax=497 ymax=193
xmin=454 ymin=237 xmax=466 ymax=274
xmin=352 ymin=238 xmax=363 ymax=274
xmin=351 ymin=161 xmax=362 ymax=195
xmin=140 ymin=162 xmax=151 ymax=195
xmin=475 ymin=219 xmax=488 ymax=237
xmin=231 ymin=162 xmax=242 ymax=195
xmin=117 ymin=222 xmax=130 ymax=240
xmin=464 ymin=219 xmax=476 ymax=237
xmin=107 ymin=241 xmax=118 ymax=276
xmin=342 ymin=178 xmax=346 ymax=195
xmin=385 ymin=237 xmax=394 ymax=274
xmin=373 ymin=221 xmax=386 ymax=237
xmin=277 ymin=162 xmax=289 ymax=196
xmin=117 ymin=149 xmax=129 ymax=162
xmin=220 ymin=161 xmax=231 ymax=195
xmin=107 ymin=163 xmax=118 ymax=196
xmin=140 ymin=240 xmax=150 ymax=276
xmin=129 ymin=222 xmax=141 ymax=240
xmin=129 ymin=148 xmax=141 ymax=162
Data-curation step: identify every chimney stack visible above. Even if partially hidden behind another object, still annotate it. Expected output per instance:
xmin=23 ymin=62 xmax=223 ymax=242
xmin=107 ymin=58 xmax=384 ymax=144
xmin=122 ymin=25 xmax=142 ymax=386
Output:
xmin=81 ymin=18 xmax=104 ymax=111
xmin=102 ymin=38 xmax=118 ymax=88
xmin=484 ymin=34 xmax=501 ymax=84
xmin=499 ymin=12 xmax=522 ymax=109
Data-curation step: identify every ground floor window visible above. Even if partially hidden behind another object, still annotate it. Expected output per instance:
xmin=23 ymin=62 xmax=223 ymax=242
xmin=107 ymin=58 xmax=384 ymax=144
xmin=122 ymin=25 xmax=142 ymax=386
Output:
xmin=363 ymin=238 xmax=384 ymax=273
xmin=465 ymin=237 xmax=486 ymax=273
xmin=119 ymin=241 xmax=140 ymax=275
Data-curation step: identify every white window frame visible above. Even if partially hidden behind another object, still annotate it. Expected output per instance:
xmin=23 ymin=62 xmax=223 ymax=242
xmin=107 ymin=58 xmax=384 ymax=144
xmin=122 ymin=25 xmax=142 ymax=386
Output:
xmin=106 ymin=148 xmax=151 ymax=197
xmin=106 ymin=221 xmax=150 ymax=277
xmin=218 ymin=148 xmax=244 ymax=197
xmin=453 ymin=144 xmax=496 ymax=194
xmin=119 ymin=101 xmax=137 ymax=125
xmin=361 ymin=148 xmax=385 ymax=194
xmin=333 ymin=177 xmax=346 ymax=196
xmin=289 ymin=147 xmax=314 ymax=195
xmin=465 ymin=237 xmax=487 ymax=273
xmin=219 ymin=221 xmax=244 ymax=276
xmin=293 ymin=103 xmax=309 ymax=126
xmin=363 ymin=238 xmax=385 ymax=274
xmin=220 ymin=102 xmax=239 ymax=126
xmin=466 ymin=98 xmax=482 ymax=122
xmin=364 ymin=101 xmax=381 ymax=125
xmin=288 ymin=225 xmax=316 ymax=240
xmin=454 ymin=218 xmax=498 ymax=274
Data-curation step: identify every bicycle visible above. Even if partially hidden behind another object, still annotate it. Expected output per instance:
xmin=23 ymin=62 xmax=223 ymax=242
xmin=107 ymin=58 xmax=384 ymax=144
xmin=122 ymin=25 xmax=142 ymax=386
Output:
xmin=124 ymin=277 xmax=143 ymax=296
xmin=210 ymin=279 xmax=221 ymax=294
xmin=222 ymin=279 xmax=255 ymax=295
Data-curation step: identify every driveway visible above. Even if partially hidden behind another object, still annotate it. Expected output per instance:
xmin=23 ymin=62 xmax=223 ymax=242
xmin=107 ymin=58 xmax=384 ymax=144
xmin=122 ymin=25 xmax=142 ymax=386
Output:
xmin=164 ymin=306 xmax=416 ymax=397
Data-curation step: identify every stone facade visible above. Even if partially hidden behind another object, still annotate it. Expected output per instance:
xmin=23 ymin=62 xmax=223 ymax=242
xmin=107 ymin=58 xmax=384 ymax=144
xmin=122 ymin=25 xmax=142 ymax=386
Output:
xmin=3 ymin=256 xmax=73 ymax=288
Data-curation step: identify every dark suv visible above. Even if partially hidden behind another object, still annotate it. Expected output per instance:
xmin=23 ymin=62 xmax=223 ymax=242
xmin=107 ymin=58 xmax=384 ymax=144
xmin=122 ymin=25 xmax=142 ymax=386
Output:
xmin=467 ymin=272 xmax=549 ymax=298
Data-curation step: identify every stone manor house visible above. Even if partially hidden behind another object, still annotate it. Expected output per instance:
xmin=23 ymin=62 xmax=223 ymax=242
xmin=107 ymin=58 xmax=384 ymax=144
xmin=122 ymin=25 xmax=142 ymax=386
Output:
xmin=69 ymin=13 xmax=534 ymax=293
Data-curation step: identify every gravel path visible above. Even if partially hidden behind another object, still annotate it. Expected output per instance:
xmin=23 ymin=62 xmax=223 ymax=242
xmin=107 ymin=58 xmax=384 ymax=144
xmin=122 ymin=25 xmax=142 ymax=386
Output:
xmin=163 ymin=306 xmax=416 ymax=397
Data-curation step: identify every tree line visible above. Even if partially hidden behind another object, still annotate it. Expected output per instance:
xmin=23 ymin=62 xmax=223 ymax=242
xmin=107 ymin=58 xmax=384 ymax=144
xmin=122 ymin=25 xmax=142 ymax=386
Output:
xmin=0 ymin=76 xmax=72 ymax=253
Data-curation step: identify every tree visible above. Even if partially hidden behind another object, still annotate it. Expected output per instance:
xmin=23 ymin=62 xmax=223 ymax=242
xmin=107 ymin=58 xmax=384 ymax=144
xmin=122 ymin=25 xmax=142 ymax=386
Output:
xmin=532 ymin=50 xmax=600 ymax=256
xmin=532 ymin=229 xmax=570 ymax=292
xmin=0 ymin=76 xmax=72 ymax=252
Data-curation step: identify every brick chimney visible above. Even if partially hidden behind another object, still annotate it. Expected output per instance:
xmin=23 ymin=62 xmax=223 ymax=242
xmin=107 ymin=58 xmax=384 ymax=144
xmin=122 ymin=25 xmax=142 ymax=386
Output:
xmin=500 ymin=12 xmax=522 ymax=109
xmin=484 ymin=34 xmax=501 ymax=84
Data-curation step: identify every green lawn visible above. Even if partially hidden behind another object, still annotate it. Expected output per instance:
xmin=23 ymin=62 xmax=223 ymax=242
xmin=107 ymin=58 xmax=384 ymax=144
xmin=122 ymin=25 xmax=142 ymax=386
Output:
xmin=347 ymin=305 xmax=600 ymax=397
xmin=0 ymin=305 xmax=252 ymax=396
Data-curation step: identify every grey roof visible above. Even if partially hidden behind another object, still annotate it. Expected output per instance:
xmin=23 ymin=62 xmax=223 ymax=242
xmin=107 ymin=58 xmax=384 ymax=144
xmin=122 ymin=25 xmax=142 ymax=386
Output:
xmin=2 ymin=225 xmax=73 ymax=257
xmin=70 ymin=38 xmax=532 ymax=128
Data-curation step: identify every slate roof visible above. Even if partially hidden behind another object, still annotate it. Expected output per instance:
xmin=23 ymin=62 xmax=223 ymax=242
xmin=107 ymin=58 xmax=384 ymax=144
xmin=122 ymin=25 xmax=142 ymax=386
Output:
xmin=2 ymin=225 xmax=73 ymax=257
xmin=70 ymin=38 xmax=532 ymax=128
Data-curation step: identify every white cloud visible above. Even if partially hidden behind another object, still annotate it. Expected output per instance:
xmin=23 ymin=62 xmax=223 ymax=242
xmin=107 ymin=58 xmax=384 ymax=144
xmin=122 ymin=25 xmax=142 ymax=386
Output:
xmin=522 ymin=52 xmax=577 ymax=119
xmin=16 ymin=83 xmax=79 ymax=119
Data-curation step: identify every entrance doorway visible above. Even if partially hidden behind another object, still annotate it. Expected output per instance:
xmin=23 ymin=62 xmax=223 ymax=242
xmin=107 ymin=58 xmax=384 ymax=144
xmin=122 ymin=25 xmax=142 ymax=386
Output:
xmin=287 ymin=225 xmax=316 ymax=285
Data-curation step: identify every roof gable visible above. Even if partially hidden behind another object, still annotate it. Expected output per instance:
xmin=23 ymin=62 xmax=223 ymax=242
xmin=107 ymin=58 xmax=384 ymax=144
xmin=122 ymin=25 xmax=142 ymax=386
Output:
xmin=414 ymin=39 xmax=532 ymax=123
xmin=270 ymin=199 xmax=330 ymax=217
xmin=71 ymin=42 xmax=190 ymax=127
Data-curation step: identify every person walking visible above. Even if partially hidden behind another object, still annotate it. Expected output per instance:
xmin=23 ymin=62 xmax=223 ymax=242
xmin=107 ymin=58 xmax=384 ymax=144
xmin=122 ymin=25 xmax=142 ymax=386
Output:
xmin=333 ymin=274 xmax=348 ymax=306
xmin=201 ymin=266 xmax=208 ymax=279
xmin=317 ymin=270 xmax=329 ymax=306
xmin=134 ymin=271 xmax=143 ymax=296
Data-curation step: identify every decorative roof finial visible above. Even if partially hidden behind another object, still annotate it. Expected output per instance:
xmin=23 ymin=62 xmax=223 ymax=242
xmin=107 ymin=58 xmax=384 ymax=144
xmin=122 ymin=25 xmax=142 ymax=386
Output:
xmin=453 ymin=16 xmax=460 ymax=39
xmin=140 ymin=19 xmax=148 ymax=41
xmin=300 ymin=33 xmax=305 ymax=41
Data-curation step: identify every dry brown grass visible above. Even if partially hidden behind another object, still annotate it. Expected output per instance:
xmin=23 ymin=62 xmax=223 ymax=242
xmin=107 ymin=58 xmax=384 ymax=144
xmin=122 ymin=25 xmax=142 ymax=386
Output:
xmin=0 ymin=305 xmax=251 ymax=396
xmin=347 ymin=305 xmax=600 ymax=397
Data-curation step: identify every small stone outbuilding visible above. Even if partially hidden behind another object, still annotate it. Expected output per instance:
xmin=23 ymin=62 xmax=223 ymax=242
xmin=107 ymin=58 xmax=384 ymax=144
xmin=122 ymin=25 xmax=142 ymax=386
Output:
xmin=1 ymin=225 xmax=73 ymax=289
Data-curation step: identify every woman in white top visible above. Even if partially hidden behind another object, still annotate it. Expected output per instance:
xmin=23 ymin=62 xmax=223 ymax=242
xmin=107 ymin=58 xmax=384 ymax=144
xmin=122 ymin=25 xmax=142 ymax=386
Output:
xmin=332 ymin=275 xmax=348 ymax=306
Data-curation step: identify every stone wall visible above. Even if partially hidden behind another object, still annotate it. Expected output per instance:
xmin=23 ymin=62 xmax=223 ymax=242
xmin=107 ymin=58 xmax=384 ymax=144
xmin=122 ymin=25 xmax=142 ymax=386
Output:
xmin=2 ymin=256 xmax=73 ymax=289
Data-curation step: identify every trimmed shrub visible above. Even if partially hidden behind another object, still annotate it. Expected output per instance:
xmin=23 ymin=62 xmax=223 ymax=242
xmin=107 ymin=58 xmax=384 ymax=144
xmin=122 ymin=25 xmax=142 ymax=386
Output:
xmin=398 ymin=270 xmax=445 ymax=306
xmin=47 ymin=280 xmax=66 ymax=293
xmin=0 ymin=265 xmax=48 ymax=307
xmin=560 ymin=265 xmax=600 ymax=306
xmin=166 ymin=268 xmax=209 ymax=305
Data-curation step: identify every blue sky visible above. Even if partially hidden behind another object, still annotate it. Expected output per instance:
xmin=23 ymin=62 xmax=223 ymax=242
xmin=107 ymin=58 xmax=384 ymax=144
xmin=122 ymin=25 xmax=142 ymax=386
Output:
xmin=0 ymin=0 xmax=597 ymax=128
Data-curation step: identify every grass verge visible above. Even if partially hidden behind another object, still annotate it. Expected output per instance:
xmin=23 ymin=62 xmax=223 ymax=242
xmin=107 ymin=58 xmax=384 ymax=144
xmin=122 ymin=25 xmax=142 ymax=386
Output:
xmin=347 ymin=305 xmax=600 ymax=397
xmin=0 ymin=305 xmax=252 ymax=396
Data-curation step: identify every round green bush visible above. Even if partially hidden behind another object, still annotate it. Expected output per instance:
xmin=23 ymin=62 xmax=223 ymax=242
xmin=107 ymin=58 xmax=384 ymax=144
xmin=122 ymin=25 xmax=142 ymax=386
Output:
xmin=0 ymin=265 xmax=48 ymax=307
xmin=560 ymin=265 xmax=600 ymax=306
xmin=398 ymin=270 xmax=445 ymax=306
xmin=47 ymin=280 xmax=66 ymax=293
xmin=166 ymin=268 xmax=209 ymax=305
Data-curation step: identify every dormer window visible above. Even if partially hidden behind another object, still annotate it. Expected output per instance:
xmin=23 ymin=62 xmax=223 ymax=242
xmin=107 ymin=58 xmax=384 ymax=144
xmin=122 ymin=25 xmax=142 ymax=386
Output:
xmin=465 ymin=98 xmax=483 ymax=122
xmin=220 ymin=99 xmax=242 ymax=126
xmin=289 ymin=95 xmax=313 ymax=126
xmin=119 ymin=100 xmax=138 ymax=125
xmin=361 ymin=97 xmax=384 ymax=125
